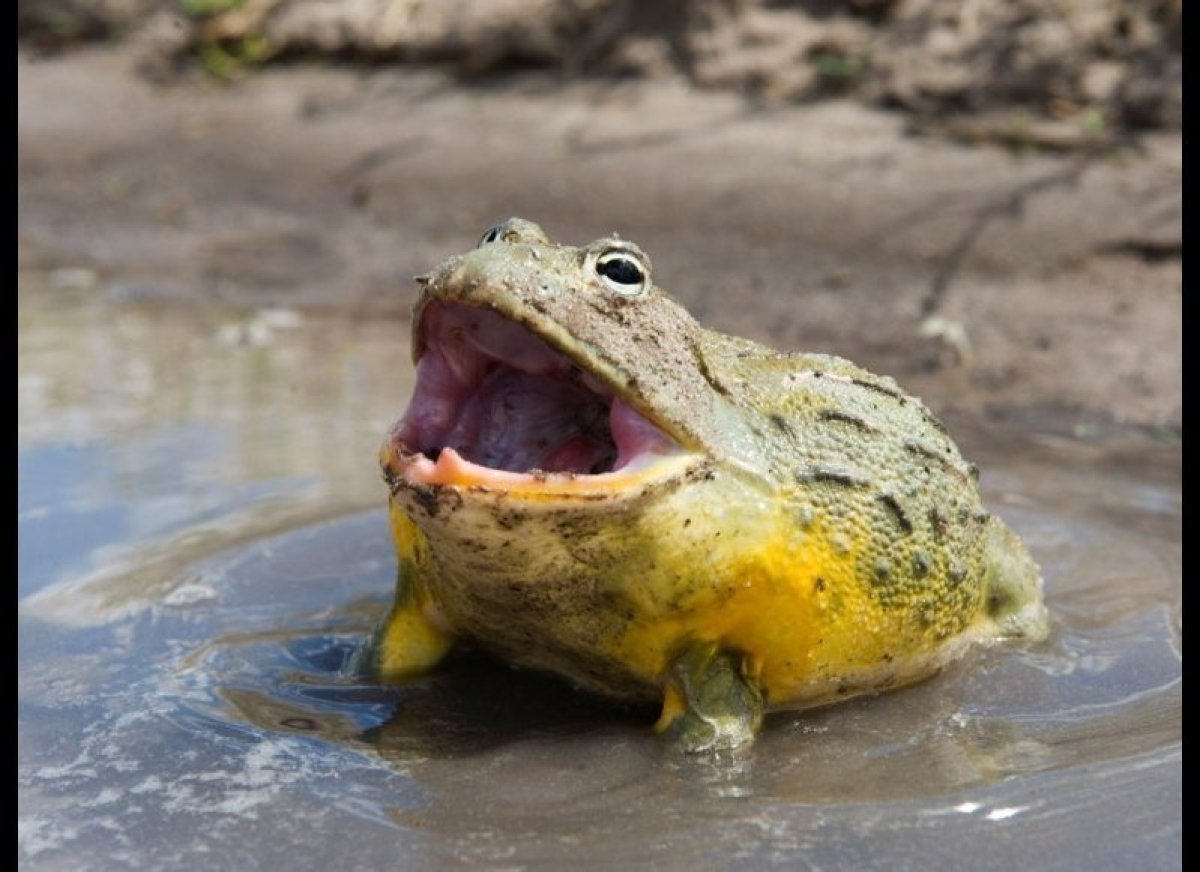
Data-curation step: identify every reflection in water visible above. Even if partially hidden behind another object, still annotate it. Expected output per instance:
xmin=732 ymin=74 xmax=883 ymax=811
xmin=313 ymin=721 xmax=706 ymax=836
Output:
xmin=18 ymin=277 xmax=1180 ymax=868
xmin=19 ymin=273 xmax=408 ymax=614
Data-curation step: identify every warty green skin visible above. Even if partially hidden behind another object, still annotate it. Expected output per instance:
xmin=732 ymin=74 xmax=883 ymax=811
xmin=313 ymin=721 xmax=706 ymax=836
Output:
xmin=370 ymin=218 xmax=1049 ymax=753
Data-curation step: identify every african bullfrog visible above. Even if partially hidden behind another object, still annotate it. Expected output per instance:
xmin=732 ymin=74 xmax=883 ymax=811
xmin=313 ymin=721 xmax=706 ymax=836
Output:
xmin=361 ymin=218 xmax=1049 ymax=752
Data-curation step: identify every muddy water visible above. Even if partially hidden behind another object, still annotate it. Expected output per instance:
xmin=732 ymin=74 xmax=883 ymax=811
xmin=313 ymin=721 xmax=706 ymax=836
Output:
xmin=18 ymin=275 xmax=1180 ymax=869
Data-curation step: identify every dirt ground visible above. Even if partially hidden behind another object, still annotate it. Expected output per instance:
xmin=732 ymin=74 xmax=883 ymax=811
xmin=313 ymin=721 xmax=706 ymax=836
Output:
xmin=20 ymin=1 xmax=1182 ymax=136
xmin=18 ymin=46 xmax=1180 ymax=462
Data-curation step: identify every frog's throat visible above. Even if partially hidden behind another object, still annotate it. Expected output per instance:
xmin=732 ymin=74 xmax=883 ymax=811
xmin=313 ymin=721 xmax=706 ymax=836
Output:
xmin=386 ymin=301 xmax=700 ymax=492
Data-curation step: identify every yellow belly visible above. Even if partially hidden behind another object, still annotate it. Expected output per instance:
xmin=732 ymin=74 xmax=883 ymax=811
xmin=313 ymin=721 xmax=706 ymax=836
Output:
xmin=386 ymin=467 xmax=990 ymax=706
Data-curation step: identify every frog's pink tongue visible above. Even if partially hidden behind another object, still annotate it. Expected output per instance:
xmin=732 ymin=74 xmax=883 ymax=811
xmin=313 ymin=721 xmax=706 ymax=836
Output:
xmin=392 ymin=302 xmax=676 ymax=477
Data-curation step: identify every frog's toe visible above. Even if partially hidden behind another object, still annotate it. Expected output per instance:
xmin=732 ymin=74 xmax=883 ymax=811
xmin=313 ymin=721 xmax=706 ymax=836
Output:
xmin=355 ymin=604 xmax=456 ymax=681
xmin=655 ymin=642 xmax=763 ymax=753
xmin=658 ymin=704 xmax=758 ymax=753
xmin=982 ymin=517 xmax=1050 ymax=642
xmin=353 ymin=563 xmax=457 ymax=681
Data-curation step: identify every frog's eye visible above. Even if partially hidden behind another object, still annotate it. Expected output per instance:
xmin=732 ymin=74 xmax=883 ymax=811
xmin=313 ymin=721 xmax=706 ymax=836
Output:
xmin=478 ymin=225 xmax=503 ymax=247
xmin=595 ymin=251 xmax=648 ymax=296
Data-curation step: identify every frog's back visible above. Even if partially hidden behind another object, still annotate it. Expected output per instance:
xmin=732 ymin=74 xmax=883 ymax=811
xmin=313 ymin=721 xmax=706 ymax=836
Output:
xmin=696 ymin=331 xmax=1046 ymax=699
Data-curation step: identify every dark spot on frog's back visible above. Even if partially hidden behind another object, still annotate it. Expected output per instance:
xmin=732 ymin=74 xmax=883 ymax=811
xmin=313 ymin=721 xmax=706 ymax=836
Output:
xmin=904 ymin=439 xmax=972 ymax=482
xmin=850 ymin=377 xmax=906 ymax=403
xmin=768 ymin=413 xmax=794 ymax=435
xmin=912 ymin=550 xmax=932 ymax=577
xmin=876 ymin=492 xmax=913 ymax=534
xmin=796 ymin=467 xmax=870 ymax=488
xmin=928 ymin=507 xmax=949 ymax=540
xmin=691 ymin=338 xmax=735 ymax=398
xmin=817 ymin=409 xmax=877 ymax=432
xmin=846 ymin=375 xmax=952 ymax=435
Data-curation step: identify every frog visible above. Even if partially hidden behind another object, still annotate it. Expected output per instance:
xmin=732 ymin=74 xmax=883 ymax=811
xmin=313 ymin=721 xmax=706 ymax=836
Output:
xmin=360 ymin=217 xmax=1049 ymax=753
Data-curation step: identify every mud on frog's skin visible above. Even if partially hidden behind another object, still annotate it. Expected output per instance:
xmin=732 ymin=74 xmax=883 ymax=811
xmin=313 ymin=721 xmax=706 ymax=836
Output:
xmin=360 ymin=218 xmax=1049 ymax=753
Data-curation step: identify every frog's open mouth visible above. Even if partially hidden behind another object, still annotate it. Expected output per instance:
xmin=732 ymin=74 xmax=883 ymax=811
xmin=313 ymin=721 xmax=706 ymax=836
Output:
xmin=387 ymin=302 xmax=685 ymax=489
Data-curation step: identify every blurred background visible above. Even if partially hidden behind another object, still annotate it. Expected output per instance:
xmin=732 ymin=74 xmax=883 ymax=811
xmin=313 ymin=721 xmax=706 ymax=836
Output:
xmin=18 ymin=0 xmax=1181 ymax=430
xmin=19 ymin=2 xmax=1180 ymax=869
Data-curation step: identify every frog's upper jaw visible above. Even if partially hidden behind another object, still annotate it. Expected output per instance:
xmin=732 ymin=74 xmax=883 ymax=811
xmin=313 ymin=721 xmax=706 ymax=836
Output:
xmin=385 ymin=301 xmax=703 ymax=497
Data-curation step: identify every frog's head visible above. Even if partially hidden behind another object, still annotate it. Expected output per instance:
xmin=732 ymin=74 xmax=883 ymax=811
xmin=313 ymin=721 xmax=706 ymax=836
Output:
xmin=382 ymin=218 xmax=750 ymax=506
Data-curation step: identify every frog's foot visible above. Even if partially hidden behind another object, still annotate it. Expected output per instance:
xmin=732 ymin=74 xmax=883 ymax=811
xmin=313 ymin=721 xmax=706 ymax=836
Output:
xmin=982 ymin=517 xmax=1050 ymax=642
xmin=352 ymin=564 xmax=456 ymax=681
xmin=655 ymin=642 xmax=763 ymax=753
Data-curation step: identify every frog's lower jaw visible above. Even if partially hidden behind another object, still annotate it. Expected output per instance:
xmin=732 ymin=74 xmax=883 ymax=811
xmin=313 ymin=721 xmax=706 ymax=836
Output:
xmin=655 ymin=642 xmax=764 ymax=753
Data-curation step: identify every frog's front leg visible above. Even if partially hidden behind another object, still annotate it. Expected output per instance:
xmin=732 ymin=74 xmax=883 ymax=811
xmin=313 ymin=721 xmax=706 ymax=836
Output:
xmin=655 ymin=641 xmax=764 ymax=753
xmin=354 ymin=560 xmax=456 ymax=681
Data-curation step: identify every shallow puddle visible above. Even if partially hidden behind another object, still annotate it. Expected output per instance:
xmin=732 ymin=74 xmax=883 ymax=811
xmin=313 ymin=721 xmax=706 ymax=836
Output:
xmin=18 ymin=275 xmax=1180 ymax=869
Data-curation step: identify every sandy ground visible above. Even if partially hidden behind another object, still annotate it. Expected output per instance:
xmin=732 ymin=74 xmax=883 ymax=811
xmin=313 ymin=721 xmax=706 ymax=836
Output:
xmin=18 ymin=49 xmax=1180 ymax=451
